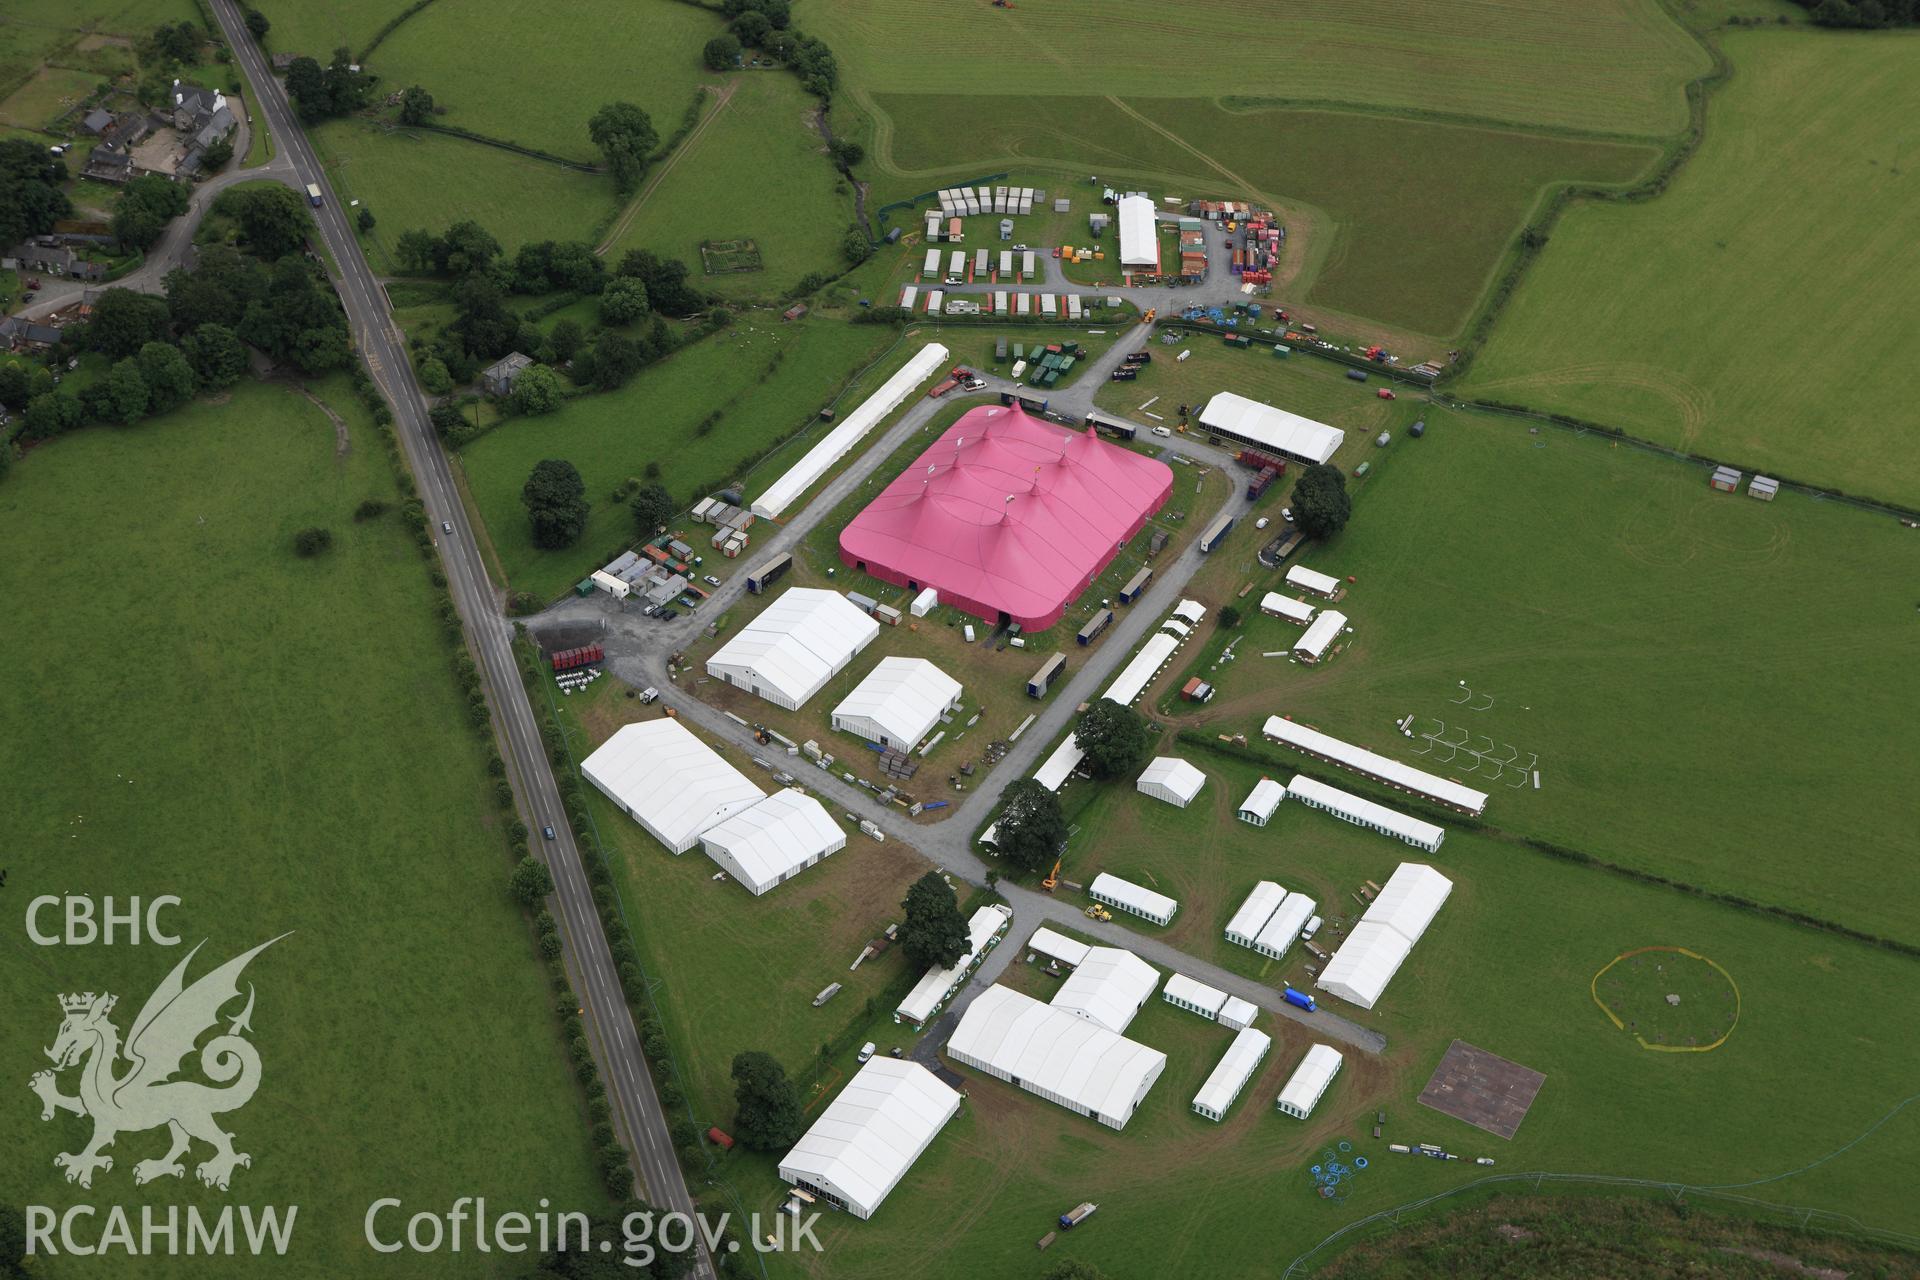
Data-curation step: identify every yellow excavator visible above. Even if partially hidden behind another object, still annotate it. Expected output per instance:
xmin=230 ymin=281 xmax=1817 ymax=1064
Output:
xmin=1042 ymin=859 xmax=1061 ymax=891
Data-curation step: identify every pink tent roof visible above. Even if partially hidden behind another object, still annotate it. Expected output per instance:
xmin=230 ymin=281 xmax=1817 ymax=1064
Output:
xmin=839 ymin=405 xmax=1173 ymax=631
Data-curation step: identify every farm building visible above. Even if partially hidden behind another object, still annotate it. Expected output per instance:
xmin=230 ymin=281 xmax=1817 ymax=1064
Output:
xmin=831 ymin=657 xmax=962 ymax=751
xmin=1089 ymin=872 xmax=1178 ymax=926
xmin=1251 ymin=891 xmax=1316 ymax=962
xmin=945 ymin=986 xmax=1167 ymax=1130
xmin=1276 ymin=1044 xmax=1343 ymax=1119
xmin=697 ymin=789 xmax=845 ymax=896
xmin=1287 ymin=774 xmax=1447 ymax=853
xmin=1102 ymin=632 xmax=1179 ymax=706
xmin=706 ymin=588 xmax=880 ymax=710
xmin=897 ymin=904 xmax=1012 ymax=1027
xmin=1218 ymin=996 xmax=1259 ymax=1031
xmin=776 ymin=1057 xmax=962 ymax=1219
xmin=1225 ymin=881 xmax=1286 ymax=948
xmin=1050 ymin=946 xmax=1161 ymax=1034
xmin=1284 ymin=565 xmax=1343 ymax=599
xmin=1163 ymin=972 xmax=1228 ymax=1020
xmin=1137 ymin=757 xmax=1206 ymax=808
xmin=1238 ymin=778 xmax=1287 ymax=825
xmin=1193 ymin=1027 xmax=1271 ymax=1122
xmin=1032 ymin=733 xmax=1085 ymax=791
xmin=1259 ymin=592 xmax=1316 ymax=626
xmin=1316 ymin=863 xmax=1453 ymax=1010
xmin=1262 ymin=717 xmax=1489 ymax=815
xmin=581 ymin=720 xmax=765 ymax=854
xmin=1027 ymin=927 xmax=1091 ymax=969
xmin=838 ymin=406 xmax=1172 ymax=631
xmin=1116 ymin=195 xmax=1158 ymax=270
xmin=1293 ymin=610 xmax=1349 ymax=664
xmin=1198 ymin=392 xmax=1345 ymax=465
xmin=752 ymin=344 xmax=950 ymax=520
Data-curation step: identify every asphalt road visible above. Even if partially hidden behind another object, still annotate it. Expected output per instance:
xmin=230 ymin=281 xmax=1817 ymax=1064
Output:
xmin=204 ymin=5 xmax=713 ymax=1271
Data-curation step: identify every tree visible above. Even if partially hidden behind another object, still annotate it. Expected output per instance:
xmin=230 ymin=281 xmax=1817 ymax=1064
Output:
xmin=589 ymin=330 xmax=642 ymax=389
xmin=1290 ymin=463 xmax=1351 ymax=540
xmin=292 ymin=526 xmax=334 ymax=557
xmin=0 ymin=362 xmax=28 ymax=410
xmin=398 ymin=84 xmax=434 ymax=125
xmin=136 ymin=341 xmax=197 ymax=413
xmin=449 ymin=273 xmax=517 ymax=360
xmin=549 ymin=318 xmax=584 ymax=362
xmin=733 ymin=9 xmax=772 ymax=45
xmin=521 ymin=458 xmax=589 ymax=549
xmin=628 ymin=482 xmax=674 ymax=535
xmin=201 ymin=132 xmax=235 ymax=172
xmin=991 ymin=779 xmax=1068 ymax=875
xmin=511 ymin=855 xmax=555 ymax=905
xmin=395 ymin=228 xmax=436 ymax=274
xmin=730 ymin=1051 xmax=801 ymax=1150
xmin=218 ymin=183 xmax=312 ymax=259
xmin=88 ymin=288 xmax=172 ymax=360
xmin=1075 ymin=699 xmax=1150 ymax=780
xmin=417 ymin=356 xmax=452 ymax=395
xmin=1218 ymin=603 xmax=1242 ymax=629
xmin=284 ymin=57 xmax=327 ymax=118
xmin=899 ymin=871 xmax=968 ymax=971
xmin=841 ymin=224 xmax=873 ymax=266
xmin=434 ymin=220 xmax=502 ymax=276
xmin=587 ymin=102 xmax=659 ymax=194
xmin=242 ymin=256 xmax=347 ymax=371
xmin=614 ymin=248 xmax=702 ymax=316
xmin=356 ymin=205 xmax=375 ymax=233
xmin=511 ymin=363 xmax=563 ymax=415
xmin=828 ymin=138 xmax=863 ymax=170
xmin=21 ymin=391 xmax=83 ymax=442
xmin=599 ymin=276 xmax=649 ymax=326
xmin=703 ymin=33 xmax=742 ymax=71
xmin=112 ymin=173 xmax=190 ymax=250
xmin=1042 ymin=1262 xmax=1111 ymax=1280
xmin=151 ymin=21 xmax=201 ymax=64
xmin=243 ymin=6 xmax=270 ymax=39
xmin=181 ymin=323 xmax=247 ymax=388
xmin=166 ymin=244 xmax=269 ymax=331
xmin=0 ymin=138 xmax=71 ymax=249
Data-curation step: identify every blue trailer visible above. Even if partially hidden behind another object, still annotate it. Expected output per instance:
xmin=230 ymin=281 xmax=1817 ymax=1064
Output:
xmin=1283 ymin=987 xmax=1316 ymax=1012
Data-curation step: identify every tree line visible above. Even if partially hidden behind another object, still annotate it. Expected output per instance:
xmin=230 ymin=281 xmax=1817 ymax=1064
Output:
xmin=1793 ymin=0 xmax=1918 ymax=24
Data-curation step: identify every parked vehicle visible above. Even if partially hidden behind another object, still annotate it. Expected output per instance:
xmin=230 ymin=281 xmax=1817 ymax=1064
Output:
xmin=703 ymin=574 xmax=721 ymax=587
xmin=1151 ymin=425 xmax=1171 ymax=437
xmin=857 ymin=1042 xmax=876 ymax=1064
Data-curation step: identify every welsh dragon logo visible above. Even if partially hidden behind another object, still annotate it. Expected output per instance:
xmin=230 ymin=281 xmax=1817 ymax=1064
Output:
xmin=29 ymin=935 xmax=288 ymax=1191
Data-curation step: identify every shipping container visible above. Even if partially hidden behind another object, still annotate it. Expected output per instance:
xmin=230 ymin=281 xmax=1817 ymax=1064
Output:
xmin=1118 ymin=566 xmax=1152 ymax=604
xmin=746 ymin=552 xmax=792 ymax=594
xmin=1027 ymin=652 xmax=1066 ymax=698
xmin=1077 ymin=608 xmax=1114 ymax=646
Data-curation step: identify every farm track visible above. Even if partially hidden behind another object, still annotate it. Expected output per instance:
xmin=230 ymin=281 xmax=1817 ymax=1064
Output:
xmin=596 ymin=80 xmax=737 ymax=257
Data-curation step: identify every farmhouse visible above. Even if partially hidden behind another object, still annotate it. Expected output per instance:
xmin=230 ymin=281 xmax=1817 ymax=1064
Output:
xmin=1259 ymin=592 xmax=1316 ymax=626
xmin=777 ymin=1057 xmax=962 ymax=1220
xmin=1193 ymin=1027 xmax=1271 ymax=1122
xmin=581 ymin=719 xmax=765 ymax=854
xmin=1089 ymin=871 xmax=1178 ymax=926
xmin=1262 ymin=716 xmax=1489 ymax=815
xmin=706 ymin=588 xmax=879 ymax=710
xmin=1287 ymin=774 xmax=1446 ymax=852
xmin=1293 ymin=610 xmax=1349 ymax=664
xmin=1117 ymin=195 xmax=1158 ymax=271
xmin=1317 ymin=863 xmax=1453 ymax=1010
xmin=837 ymin=405 xmax=1172 ymax=631
xmin=1136 ymin=757 xmax=1205 ymax=808
xmin=1276 ymin=1044 xmax=1343 ymax=1119
xmin=1238 ymin=778 xmax=1287 ymax=825
xmin=697 ymin=789 xmax=845 ymax=896
xmin=1198 ymin=392 xmax=1345 ymax=465
xmin=480 ymin=352 xmax=533 ymax=396
xmin=945 ymin=985 xmax=1167 ymax=1130
xmin=897 ymin=905 xmax=1011 ymax=1027
xmin=1225 ymin=881 xmax=1286 ymax=948
xmin=831 ymin=657 xmax=962 ymax=751
xmin=1050 ymin=946 xmax=1160 ymax=1034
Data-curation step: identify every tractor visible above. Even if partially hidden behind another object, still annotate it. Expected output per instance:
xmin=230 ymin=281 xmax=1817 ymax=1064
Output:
xmin=1084 ymin=904 xmax=1112 ymax=922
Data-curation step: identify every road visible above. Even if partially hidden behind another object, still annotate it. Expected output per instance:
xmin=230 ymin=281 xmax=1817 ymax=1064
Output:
xmin=532 ymin=336 xmax=1386 ymax=1055
xmin=203 ymin=4 xmax=714 ymax=1272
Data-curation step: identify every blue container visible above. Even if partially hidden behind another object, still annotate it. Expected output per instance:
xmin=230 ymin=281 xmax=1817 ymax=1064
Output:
xmin=1283 ymin=987 xmax=1316 ymax=1012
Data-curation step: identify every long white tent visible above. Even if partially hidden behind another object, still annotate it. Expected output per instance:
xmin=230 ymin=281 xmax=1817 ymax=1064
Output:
xmin=1117 ymin=195 xmax=1158 ymax=268
xmin=1051 ymin=946 xmax=1160 ymax=1034
xmin=1238 ymin=778 xmax=1287 ymax=826
xmin=1032 ymin=733 xmax=1085 ymax=791
xmin=1288 ymin=774 xmax=1447 ymax=853
xmin=946 ymin=986 xmax=1167 ymax=1130
xmin=1225 ymin=881 xmax=1286 ymax=948
xmin=1200 ymin=391 xmax=1345 ymax=465
xmin=582 ymin=719 xmax=765 ymax=854
xmin=1193 ymin=1027 xmax=1271 ymax=1122
xmin=832 ymin=656 xmax=962 ymax=751
xmin=1263 ymin=716 xmax=1489 ymax=815
xmin=1317 ymin=862 xmax=1453 ymax=1009
xmin=1251 ymin=891 xmax=1316 ymax=961
xmin=1276 ymin=1044 xmax=1343 ymax=1119
xmin=1284 ymin=565 xmax=1342 ymax=598
xmin=1259 ymin=592 xmax=1316 ymax=625
xmin=777 ymin=1057 xmax=962 ymax=1219
xmin=1293 ymin=610 xmax=1349 ymax=664
xmin=699 ymin=789 xmax=845 ymax=896
xmin=752 ymin=343 xmax=950 ymax=519
xmin=1089 ymin=872 xmax=1178 ymax=926
xmin=1102 ymin=631 xmax=1179 ymax=706
xmin=1367 ymin=862 xmax=1454 ymax=940
xmin=1137 ymin=757 xmax=1206 ymax=808
xmin=1027 ymin=926 xmax=1091 ymax=969
xmin=897 ymin=904 xmax=1010 ymax=1026
xmin=1163 ymin=972 xmax=1228 ymax=1019
xmin=707 ymin=588 xmax=879 ymax=710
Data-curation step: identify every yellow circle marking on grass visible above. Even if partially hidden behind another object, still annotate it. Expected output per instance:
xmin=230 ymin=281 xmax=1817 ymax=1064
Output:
xmin=1590 ymin=945 xmax=1741 ymax=1054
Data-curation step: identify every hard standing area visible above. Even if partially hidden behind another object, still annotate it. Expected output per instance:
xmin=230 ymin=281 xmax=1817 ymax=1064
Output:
xmin=1417 ymin=1040 xmax=1548 ymax=1141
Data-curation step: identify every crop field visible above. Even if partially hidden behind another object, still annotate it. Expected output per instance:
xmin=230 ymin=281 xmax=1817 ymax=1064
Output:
xmin=0 ymin=380 xmax=608 ymax=1277
xmin=1458 ymin=31 xmax=1920 ymax=504
xmin=608 ymin=73 xmax=852 ymax=299
xmin=457 ymin=318 xmax=902 ymax=600
xmin=872 ymin=96 xmax=1656 ymax=337
xmin=816 ymin=0 xmax=1706 ymax=136
xmin=311 ymin=120 xmax=616 ymax=274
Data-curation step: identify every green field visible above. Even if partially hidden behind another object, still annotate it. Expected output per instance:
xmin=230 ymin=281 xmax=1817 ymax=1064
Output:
xmin=249 ymin=0 xmax=407 ymax=63
xmin=816 ymin=0 xmax=1707 ymax=136
xmin=0 ymin=64 xmax=95 ymax=129
xmin=609 ymin=73 xmax=853 ymax=299
xmin=0 ymin=380 xmax=608 ymax=1276
xmin=456 ymin=318 xmax=902 ymax=599
xmin=1095 ymin=333 xmax=1414 ymax=438
xmin=1459 ymin=31 xmax=1920 ymax=503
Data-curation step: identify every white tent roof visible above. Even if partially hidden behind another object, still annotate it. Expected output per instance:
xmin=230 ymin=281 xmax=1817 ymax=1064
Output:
xmin=707 ymin=588 xmax=880 ymax=706
xmin=699 ymin=789 xmax=845 ymax=894
xmin=777 ymin=1057 xmax=961 ymax=1218
xmin=1218 ymin=995 xmax=1259 ymax=1030
xmin=1263 ymin=717 xmax=1488 ymax=815
xmin=1027 ymin=927 xmax=1090 ymax=968
xmin=1225 ymin=881 xmax=1286 ymax=943
xmin=1117 ymin=195 xmax=1158 ymax=266
xmin=1050 ymin=946 xmax=1160 ymax=1034
xmin=1103 ymin=631 xmax=1178 ymax=705
xmin=1285 ymin=565 xmax=1342 ymax=597
xmin=1200 ymin=392 xmax=1345 ymax=465
xmin=897 ymin=905 xmax=1010 ymax=1025
xmin=1315 ymin=920 xmax=1413 ymax=1010
xmin=582 ymin=719 xmax=765 ymax=854
xmin=1239 ymin=778 xmax=1287 ymax=822
xmin=1163 ymin=972 xmax=1227 ymax=1016
xmin=1259 ymin=592 xmax=1316 ymax=625
xmin=1288 ymin=774 xmax=1447 ymax=850
xmin=1137 ymin=756 xmax=1206 ymax=806
xmin=1194 ymin=1026 xmax=1271 ymax=1118
xmin=1367 ymin=863 xmax=1454 ymax=943
xmin=1277 ymin=1044 xmax=1343 ymax=1117
xmin=833 ymin=656 xmax=962 ymax=749
xmin=946 ymin=986 xmax=1166 ymax=1128
xmin=1088 ymin=872 xmax=1178 ymax=923
xmin=1294 ymin=610 xmax=1348 ymax=660
xmin=1172 ymin=599 xmax=1207 ymax=625
xmin=755 ymin=344 xmax=951 ymax=516
xmin=1033 ymin=733 xmax=1085 ymax=791
xmin=1253 ymin=891 xmax=1316 ymax=956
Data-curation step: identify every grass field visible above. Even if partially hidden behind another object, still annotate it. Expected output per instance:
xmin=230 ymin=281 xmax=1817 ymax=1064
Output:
xmin=815 ymin=0 xmax=1707 ymax=136
xmin=249 ymin=0 xmax=407 ymax=63
xmin=608 ymin=72 xmax=852 ymax=299
xmin=311 ymin=120 xmax=617 ymax=273
xmin=457 ymin=318 xmax=903 ymax=600
xmin=0 ymin=379 xmax=609 ymax=1276
xmin=1458 ymin=31 xmax=1920 ymax=504
xmin=0 ymin=64 xmax=95 ymax=129
xmin=871 ymin=97 xmax=1656 ymax=338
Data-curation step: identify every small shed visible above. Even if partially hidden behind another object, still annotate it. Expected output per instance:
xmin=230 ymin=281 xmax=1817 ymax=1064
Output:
xmin=1238 ymin=778 xmax=1287 ymax=826
xmin=1748 ymin=475 xmax=1779 ymax=501
xmin=1709 ymin=465 xmax=1741 ymax=493
xmin=1137 ymin=757 xmax=1205 ymax=808
xmin=1218 ymin=995 xmax=1259 ymax=1031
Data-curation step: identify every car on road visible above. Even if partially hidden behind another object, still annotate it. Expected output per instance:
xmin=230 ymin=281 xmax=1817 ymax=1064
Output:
xmin=857 ymin=1042 xmax=876 ymax=1064
xmin=702 ymin=574 xmax=721 ymax=587
xmin=542 ymin=825 xmax=557 ymax=841
xmin=441 ymin=521 xmax=452 ymax=534
xmin=1151 ymin=425 xmax=1172 ymax=437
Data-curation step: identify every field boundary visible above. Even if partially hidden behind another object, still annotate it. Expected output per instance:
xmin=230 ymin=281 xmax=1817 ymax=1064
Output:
xmin=381 ymin=121 xmax=603 ymax=172
xmin=1216 ymin=95 xmax=1666 ymax=147
xmin=356 ymin=0 xmax=441 ymax=63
